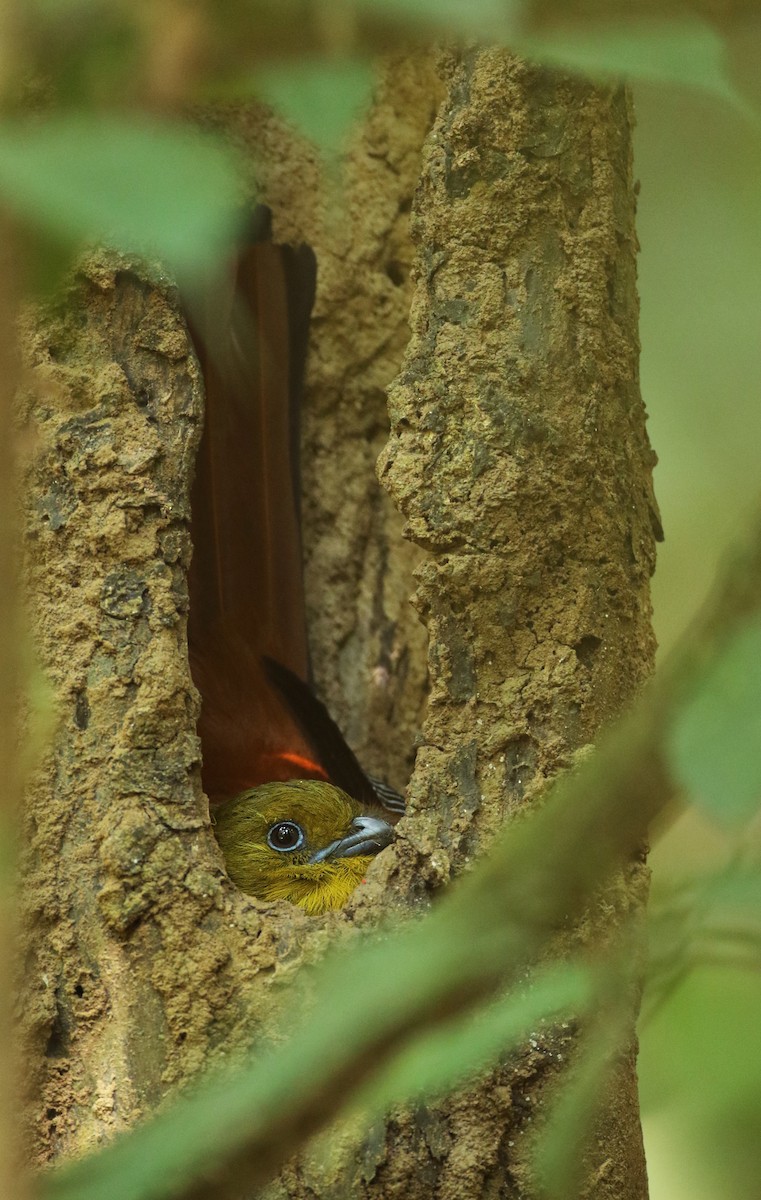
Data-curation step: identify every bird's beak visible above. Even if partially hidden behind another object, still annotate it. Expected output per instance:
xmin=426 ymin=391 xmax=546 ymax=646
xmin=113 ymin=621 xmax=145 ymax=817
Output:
xmin=309 ymin=815 xmax=395 ymax=864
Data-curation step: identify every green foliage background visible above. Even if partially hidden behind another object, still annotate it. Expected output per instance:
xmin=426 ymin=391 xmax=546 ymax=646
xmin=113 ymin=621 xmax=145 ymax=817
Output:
xmin=635 ymin=46 xmax=761 ymax=1200
xmin=7 ymin=5 xmax=761 ymax=1200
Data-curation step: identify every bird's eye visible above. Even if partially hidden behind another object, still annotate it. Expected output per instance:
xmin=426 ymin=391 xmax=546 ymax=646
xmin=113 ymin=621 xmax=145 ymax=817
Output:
xmin=266 ymin=820 xmax=305 ymax=853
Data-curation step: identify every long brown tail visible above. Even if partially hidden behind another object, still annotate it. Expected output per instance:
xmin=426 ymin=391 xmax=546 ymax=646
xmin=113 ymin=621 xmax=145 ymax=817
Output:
xmin=185 ymin=207 xmax=325 ymax=802
xmin=185 ymin=207 xmax=403 ymax=817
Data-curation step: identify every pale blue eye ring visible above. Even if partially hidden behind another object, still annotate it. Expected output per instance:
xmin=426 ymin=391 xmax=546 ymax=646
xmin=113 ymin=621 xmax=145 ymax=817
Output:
xmin=267 ymin=820 xmax=305 ymax=853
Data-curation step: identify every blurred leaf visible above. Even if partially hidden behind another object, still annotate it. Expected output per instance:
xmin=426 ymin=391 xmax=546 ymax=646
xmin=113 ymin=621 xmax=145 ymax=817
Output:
xmin=361 ymin=963 xmax=591 ymax=1109
xmin=357 ymin=0 xmax=521 ymax=41
xmin=19 ymin=3 xmax=141 ymax=112
xmin=43 ymin=920 xmax=507 ymax=1200
xmin=0 ymin=116 xmax=242 ymax=284
xmin=255 ymin=59 xmax=375 ymax=153
xmin=645 ymin=862 xmax=761 ymax=1012
xmin=639 ymin=964 xmax=761 ymax=1120
xmin=517 ymin=19 xmax=753 ymax=117
xmin=688 ymin=865 xmax=761 ymax=956
xmin=702 ymin=864 xmax=761 ymax=921
xmin=21 ymin=225 xmax=80 ymax=299
xmin=668 ymin=619 xmax=761 ymax=828
xmin=26 ymin=0 xmax=109 ymax=13
xmin=39 ymin=930 xmax=436 ymax=1200
xmin=43 ymin=954 xmax=592 ymax=1200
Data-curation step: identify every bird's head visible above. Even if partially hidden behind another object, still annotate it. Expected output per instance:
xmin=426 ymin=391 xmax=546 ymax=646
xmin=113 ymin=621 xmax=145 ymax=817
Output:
xmin=213 ymin=779 xmax=395 ymax=915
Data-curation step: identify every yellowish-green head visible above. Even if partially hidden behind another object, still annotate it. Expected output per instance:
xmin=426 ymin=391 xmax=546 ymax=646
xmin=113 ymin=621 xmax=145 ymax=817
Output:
xmin=213 ymin=779 xmax=394 ymax=916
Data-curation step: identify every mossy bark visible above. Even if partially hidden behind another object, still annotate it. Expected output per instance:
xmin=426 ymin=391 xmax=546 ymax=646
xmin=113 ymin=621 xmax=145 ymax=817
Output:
xmin=20 ymin=48 xmax=655 ymax=1200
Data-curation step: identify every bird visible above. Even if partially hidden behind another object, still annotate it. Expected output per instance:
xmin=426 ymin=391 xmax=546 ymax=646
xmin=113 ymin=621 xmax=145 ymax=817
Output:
xmin=214 ymin=780 xmax=395 ymax=916
xmin=184 ymin=205 xmax=403 ymax=913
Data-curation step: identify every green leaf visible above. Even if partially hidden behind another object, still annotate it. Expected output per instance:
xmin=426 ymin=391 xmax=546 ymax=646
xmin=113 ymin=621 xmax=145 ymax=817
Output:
xmin=0 ymin=116 xmax=242 ymax=283
xmin=38 ymin=927 xmax=479 ymax=1200
xmin=517 ymin=19 xmax=753 ymax=118
xmin=646 ymin=863 xmax=761 ymax=999
xmin=356 ymin=0 xmax=521 ymax=41
xmin=703 ymin=867 xmax=761 ymax=925
xmin=255 ymin=60 xmax=375 ymax=153
xmin=361 ymin=963 xmax=592 ymax=1109
xmin=42 ymin=958 xmax=591 ymax=1200
xmin=640 ymin=964 xmax=761 ymax=1116
xmin=640 ymin=958 xmax=761 ymax=1200
xmin=668 ymin=619 xmax=761 ymax=828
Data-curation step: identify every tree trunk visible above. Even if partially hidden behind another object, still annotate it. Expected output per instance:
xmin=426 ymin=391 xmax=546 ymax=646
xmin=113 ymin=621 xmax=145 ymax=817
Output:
xmin=20 ymin=47 xmax=656 ymax=1200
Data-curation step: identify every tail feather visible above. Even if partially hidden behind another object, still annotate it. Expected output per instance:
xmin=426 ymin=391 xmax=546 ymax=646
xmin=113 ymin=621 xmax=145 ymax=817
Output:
xmin=187 ymin=230 xmax=314 ymax=678
xmin=186 ymin=209 xmax=319 ymax=802
xmin=185 ymin=207 xmax=404 ymax=818
xmin=261 ymin=657 xmax=378 ymax=811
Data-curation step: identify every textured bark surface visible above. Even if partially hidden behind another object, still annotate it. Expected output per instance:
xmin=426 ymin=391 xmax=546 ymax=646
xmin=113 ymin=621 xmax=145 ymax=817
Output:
xmin=20 ymin=46 xmax=656 ymax=1200
xmin=370 ymin=49 xmax=658 ymax=1200
xmin=382 ymin=48 xmax=660 ymax=868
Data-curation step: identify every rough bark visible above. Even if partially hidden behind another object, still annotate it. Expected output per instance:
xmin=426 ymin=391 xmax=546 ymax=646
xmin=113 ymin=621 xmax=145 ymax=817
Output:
xmin=372 ymin=49 xmax=658 ymax=1200
xmin=20 ymin=47 xmax=656 ymax=1200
